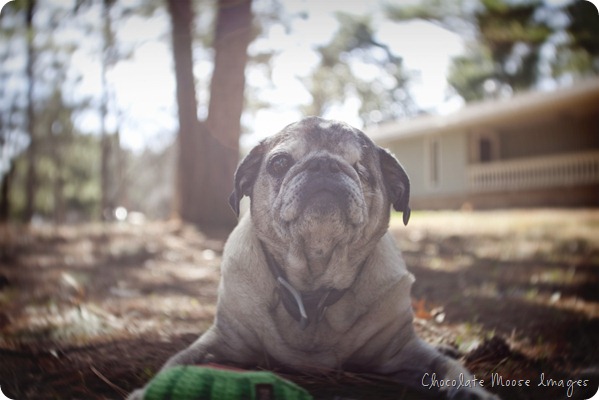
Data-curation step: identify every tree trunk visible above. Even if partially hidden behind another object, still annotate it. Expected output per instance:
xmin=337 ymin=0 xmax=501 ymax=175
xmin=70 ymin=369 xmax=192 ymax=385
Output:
xmin=168 ymin=0 xmax=252 ymax=235
xmin=114 ymin=129 xmax=128 ymax=210
xmin=167 ymin=0 xmax=203 ymax=225
xmin=202 ymin=0 xmax=253 ymax=232
xmin=53 ymin=169 xmax=65 ymax=225
xmin=100 ymin=0 xmax=115 ymax=220
xmin=23 ymin=0 xmax=37 ymax=223
xmin=0 ymin=163 xmax=15 ymax=223
xmin=52 ymin=132 xmax=65 ymax=225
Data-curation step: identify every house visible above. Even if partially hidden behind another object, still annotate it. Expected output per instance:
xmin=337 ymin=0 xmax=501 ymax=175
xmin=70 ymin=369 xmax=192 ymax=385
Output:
xmin=367 ymin=78 xmax=599 ymax=209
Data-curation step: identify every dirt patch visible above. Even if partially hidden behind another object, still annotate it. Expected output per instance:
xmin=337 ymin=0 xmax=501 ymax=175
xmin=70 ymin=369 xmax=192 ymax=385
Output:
xmin=0 ymin=210 xmax=598 ymax=399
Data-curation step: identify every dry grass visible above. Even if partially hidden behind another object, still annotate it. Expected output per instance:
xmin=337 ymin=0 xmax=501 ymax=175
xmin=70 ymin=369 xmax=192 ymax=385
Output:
xmin=1 ymin=209 xmax=598 ymax=399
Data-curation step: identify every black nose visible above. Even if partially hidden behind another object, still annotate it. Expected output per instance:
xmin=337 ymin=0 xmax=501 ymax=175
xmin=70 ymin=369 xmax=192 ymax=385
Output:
xmin=307 ymin=157 xmax=341 ymax=174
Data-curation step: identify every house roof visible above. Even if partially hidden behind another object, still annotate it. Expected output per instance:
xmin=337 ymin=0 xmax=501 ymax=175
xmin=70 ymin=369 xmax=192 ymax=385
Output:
xmin=366 ymin=77 xmax=599 ymax=144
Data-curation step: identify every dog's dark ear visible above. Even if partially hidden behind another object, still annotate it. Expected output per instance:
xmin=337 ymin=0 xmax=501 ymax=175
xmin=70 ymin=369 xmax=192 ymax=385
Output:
xmin=229 ymin=142 xmax=266 ymax=217
xmin=378 ymin=148 xmax=411 ymax=225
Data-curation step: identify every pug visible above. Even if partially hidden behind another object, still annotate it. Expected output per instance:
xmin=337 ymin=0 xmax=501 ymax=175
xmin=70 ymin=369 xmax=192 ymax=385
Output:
xmin=128 ymin=117 xmax=498 ymax=399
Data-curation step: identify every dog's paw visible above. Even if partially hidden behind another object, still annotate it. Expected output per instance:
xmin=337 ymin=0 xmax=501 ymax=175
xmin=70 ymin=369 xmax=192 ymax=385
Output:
xmin=435 ymin=343 xmax=462 ymax=360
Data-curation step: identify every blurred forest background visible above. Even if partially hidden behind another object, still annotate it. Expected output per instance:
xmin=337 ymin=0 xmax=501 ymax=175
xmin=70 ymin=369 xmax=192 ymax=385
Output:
xmin=1 ymin=0 xmax=598 ymax=233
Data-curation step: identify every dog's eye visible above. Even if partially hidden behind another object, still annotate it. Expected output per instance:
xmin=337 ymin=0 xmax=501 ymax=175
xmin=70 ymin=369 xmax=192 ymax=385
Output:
xmin=353 ymin=162 xmax=373 ymax=184
xmin=268 ymin=154 xmax=293 ymax=177
xmin=353 ymin=162 xmax=365 ymax=177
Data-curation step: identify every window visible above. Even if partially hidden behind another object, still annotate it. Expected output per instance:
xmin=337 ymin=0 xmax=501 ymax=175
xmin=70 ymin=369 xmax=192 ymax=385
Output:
xmin=427 ymin=137 xmax=441 ymax=188
xmin=479 ymin=137 xmax=493 ymax=163
xmin=470 ymin=130 xmax=499 ymax=163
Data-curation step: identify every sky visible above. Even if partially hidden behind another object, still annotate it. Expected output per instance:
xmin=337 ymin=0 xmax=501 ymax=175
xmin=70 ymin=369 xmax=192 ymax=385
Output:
xmin=57 ymin=0 xmax=467 ymax=151
xmin=69 ymin=4 xmax=177 ymax=151
xmin=2 ymin=0 xmax=597 ymax=156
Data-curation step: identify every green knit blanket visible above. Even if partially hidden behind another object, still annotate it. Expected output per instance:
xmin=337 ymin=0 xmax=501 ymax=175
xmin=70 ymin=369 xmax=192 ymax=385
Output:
xmin=144 ymin=365 xmax=313 ymax=400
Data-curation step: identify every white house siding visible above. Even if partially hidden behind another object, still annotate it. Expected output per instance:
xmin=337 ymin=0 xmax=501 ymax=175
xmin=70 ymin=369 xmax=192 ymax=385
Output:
xmin=385 ymin=137 xmax=427 ymax=197
xmin=386 ymin=130 xmax=469 ymax=199
xmin=438 ymin=131 xmax=469 ymax=195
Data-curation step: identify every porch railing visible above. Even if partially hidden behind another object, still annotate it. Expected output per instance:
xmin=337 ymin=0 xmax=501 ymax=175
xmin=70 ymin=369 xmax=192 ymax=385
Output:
xmin=468 ymin=150 xmax=599 ymax=192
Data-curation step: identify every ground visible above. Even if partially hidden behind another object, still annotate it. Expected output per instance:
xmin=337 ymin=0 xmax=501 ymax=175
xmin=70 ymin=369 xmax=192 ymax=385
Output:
xmin=0 ymin=210 xmax=598 ymax=400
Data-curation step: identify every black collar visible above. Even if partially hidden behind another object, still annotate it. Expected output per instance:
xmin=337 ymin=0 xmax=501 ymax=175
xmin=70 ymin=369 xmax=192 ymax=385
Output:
xmin=260 ymin=241 xmax=353 ymax=330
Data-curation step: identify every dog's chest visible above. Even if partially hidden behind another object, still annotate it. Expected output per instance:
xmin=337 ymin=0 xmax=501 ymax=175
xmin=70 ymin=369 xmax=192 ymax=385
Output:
xmin=265 ymin=295 xmax=370 ymax=363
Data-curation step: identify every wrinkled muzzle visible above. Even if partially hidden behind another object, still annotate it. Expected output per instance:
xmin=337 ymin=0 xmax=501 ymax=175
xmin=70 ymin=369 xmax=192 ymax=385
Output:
xmin=276 ymin=155 xmax=367 ymax=226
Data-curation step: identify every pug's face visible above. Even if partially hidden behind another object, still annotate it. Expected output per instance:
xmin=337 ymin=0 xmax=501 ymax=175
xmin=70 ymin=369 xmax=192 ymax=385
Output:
xmin=229 ymin=117 xmax=410 ymax=288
